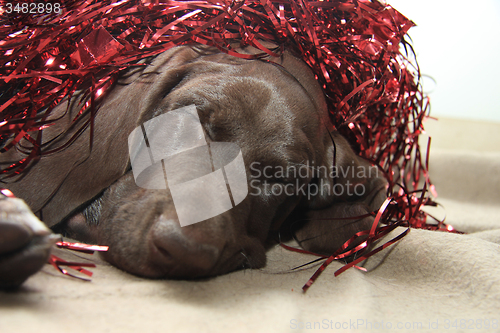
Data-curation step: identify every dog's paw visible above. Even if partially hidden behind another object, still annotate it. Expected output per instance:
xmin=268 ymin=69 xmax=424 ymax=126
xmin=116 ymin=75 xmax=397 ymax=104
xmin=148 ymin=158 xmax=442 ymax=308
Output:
xmin=0 ymin=196 xmax=57 ymax=289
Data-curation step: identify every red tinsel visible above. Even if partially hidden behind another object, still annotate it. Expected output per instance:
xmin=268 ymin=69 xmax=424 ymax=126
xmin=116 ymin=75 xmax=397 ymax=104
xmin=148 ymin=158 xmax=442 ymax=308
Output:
xmin=49 ymin=240 xmax=108 ymax=281
xmin=0 ymin=0 xmax=459 ymax=290
xmin=1 ymin=187 xmax=108 ymax=280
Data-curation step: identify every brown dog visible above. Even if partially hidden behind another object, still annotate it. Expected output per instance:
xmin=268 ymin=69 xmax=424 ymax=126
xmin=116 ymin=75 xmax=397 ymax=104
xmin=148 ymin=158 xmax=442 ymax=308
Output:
xmin=0 ymin=45 xmax=387 ymax=287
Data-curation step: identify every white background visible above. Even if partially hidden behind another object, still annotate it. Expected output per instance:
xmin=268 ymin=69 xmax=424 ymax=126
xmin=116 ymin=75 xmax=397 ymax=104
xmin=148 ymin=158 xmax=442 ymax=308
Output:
xmin=388 ymin=0 xmax=500 ymax=123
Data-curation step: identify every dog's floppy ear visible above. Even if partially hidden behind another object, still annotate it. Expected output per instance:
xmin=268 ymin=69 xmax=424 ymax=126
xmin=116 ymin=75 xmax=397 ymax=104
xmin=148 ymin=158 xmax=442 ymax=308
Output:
xmin=1 ymin=46 xmax=205 ymax=227
xmin=294 ymin=130 xmax=388 ymax=254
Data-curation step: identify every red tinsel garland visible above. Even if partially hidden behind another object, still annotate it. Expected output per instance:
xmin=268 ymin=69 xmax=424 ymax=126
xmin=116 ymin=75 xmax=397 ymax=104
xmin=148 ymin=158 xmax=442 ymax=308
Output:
xmin=49 ymin=240 xmax=109 ymax=281
xmin=0 ymin=0 xmax=459 ymax=289
xmin=1 ymin=187 xmax=108 ymax=279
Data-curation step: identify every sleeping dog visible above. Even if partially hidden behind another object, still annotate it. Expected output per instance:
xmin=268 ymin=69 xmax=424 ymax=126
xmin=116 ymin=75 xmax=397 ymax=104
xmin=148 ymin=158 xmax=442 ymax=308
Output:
xmin=0 ymin=45 xmax=387 ymax=288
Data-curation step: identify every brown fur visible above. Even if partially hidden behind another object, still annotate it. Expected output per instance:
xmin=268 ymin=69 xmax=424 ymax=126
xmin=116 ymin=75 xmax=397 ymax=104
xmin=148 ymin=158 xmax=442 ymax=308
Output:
xmin=0 ymin=45 xmax=386 ymax=287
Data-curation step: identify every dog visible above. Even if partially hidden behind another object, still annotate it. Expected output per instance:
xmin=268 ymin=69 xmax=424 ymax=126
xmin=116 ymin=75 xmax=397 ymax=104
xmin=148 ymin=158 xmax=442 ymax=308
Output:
xmin=0 ymin=45 xmax=387 ymax=288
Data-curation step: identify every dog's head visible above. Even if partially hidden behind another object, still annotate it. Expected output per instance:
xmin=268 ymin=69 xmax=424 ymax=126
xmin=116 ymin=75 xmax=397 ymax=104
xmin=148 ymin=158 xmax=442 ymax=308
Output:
xmin=8 ymin=45 xmax=387 ymax=278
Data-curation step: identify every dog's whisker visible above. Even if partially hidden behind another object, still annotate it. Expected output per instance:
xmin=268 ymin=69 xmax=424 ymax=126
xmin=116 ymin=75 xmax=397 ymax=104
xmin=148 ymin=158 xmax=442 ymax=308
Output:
xmin=239 ymin=250 xmax=252 ymax=269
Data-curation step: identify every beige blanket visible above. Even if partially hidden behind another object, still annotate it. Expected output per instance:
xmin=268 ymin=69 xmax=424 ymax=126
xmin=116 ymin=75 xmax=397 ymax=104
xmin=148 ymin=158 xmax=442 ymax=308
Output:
xmin=1 ymin=117 xmax=499 ymax=333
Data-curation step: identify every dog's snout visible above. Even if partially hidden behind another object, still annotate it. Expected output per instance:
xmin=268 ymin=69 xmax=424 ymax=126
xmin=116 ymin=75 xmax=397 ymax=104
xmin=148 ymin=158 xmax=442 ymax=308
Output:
xmin=149 ymin=216 xmax=220 ymax=276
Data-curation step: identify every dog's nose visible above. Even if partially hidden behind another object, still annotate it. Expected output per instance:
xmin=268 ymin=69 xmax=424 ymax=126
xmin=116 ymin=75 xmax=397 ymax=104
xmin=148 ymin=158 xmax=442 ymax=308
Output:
xmin=149 ymin=216 xmax=219 ymax=275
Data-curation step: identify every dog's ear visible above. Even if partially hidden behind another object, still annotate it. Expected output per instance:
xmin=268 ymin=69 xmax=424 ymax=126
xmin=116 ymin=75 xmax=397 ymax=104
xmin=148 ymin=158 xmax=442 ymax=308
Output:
xmin=294 ymin=131 xmax=388 ymax=254
xmin=1 ymin=46 xmax=205 ymax=227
